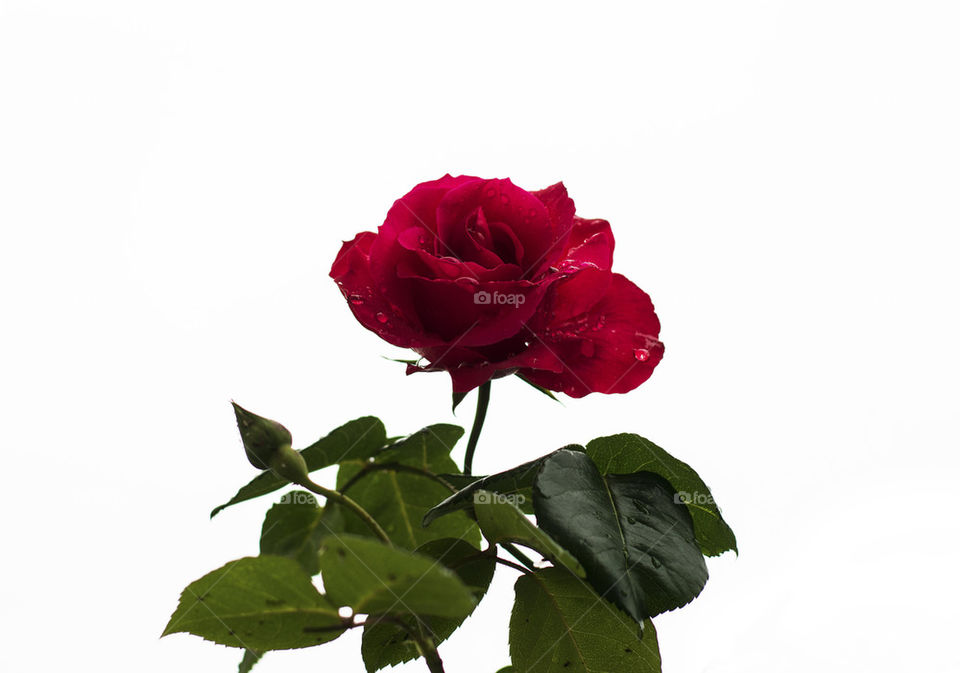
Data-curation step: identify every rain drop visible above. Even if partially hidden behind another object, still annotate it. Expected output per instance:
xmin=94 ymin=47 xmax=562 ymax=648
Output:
xmin=579 ymin=340 xmax=596 ymax=357
xmin=348 ymin=295 xmax=363 ymax=305
xmin=634 ymin=348 xmax=650 ymax=362
xmin=375 ymin=313 xmax=389 ymax=324
xmin=626 ymin=516 xmax=636 ymax=524
xmin=650 ymin=555 xmax=662 ymax=568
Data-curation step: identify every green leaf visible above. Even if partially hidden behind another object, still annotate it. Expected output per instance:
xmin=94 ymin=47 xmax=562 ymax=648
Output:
xmin=319 ymin=535 xmax=477 ymax=619
xmin=585 ymin=434 xmax=737 ymax=556
xmin=510 ymin=568 xmax=661 ymax=673
xmin=162 ymin=556 xmax=346 ymax=650
xmin=211 ymin=416 xmax=387 ymax=517
xmin=534 ymin=450 xmax=707 ymax=622
xmin=496 ymin=668 xmax=514 ymax=673
xmin=361 ymin=538 xmax=496 ymax=672
xmin=335 ymin=424 xmax=479 ymax=549
xmin=515 ymin=373 xmax=561 ymax=403
xmin=473 ymin=492 xmax=585 ymax=577
xmin=238 ymin=649 xmax=262 ymax=673
xmin=259 ymin=491 xmax=345 ymax=575
xmin=422 ymin=446 xmax=585 ymax=526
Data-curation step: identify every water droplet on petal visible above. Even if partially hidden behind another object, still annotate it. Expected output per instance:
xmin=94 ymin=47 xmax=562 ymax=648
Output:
xmin=375 ymin=312 xmax=389 ymax=324
xmin=348 ymin=295 xmax=363 ymax=305
xmin=485 ymin=187 xmax=497 ymax=198
xmin=634 ymin=348 xmax=650 ymax=362
xmin=579 ymin=341 xmax=595 ymax=357
xmin=499 ymin=193 xmax=510 ymax=205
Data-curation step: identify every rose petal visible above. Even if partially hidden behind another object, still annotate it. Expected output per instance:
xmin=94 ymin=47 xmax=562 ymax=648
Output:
xmin=519 ymin=274 xmax=663 ymax=397
xmin=396 ymin=250 xmax=521 ymax=283
xmin=329 ymin=232 xmax=444 ymax=349
xmin=407 ymin=340 xmax=564 ymax=393
xmin=407 ymin=275 xmax=557 ymax=347
xmin=537 ymin=216 xmax=616 ymax=324
xmin=437 ymin=179 xmax=563 ymax=276
xmin=526 ymin=182 xmax=576 ymax=276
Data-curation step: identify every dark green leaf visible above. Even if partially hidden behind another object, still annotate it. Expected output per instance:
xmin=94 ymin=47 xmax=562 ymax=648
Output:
xmin=259 ymin=491 xmax=344 ymax=575
xmin=211 ymin=417 xmax=387 ymax=517
xmin=422 ymin=446 xmax=585 ymax=526
xmin=238 ymin=649 xmax=262 ymax=673
xmin=319 ymin=535 xmax=477 ymax=619
xmin=473 ymin=492 xmax=585 ymax=577
xmin=534 ymin=450 xmax=707 ymax=622
xmin=585 ymin=434 xmax=737 ymax=556
xmin=361 ymin=538 xmax=496 ymax=672
xmin=162 ymin=556 xmax=346 ymax=650
xmin=335 ymin=424 xmax=478 ymax=549
xmin=510 ymin=568 xmax=661 ymax=673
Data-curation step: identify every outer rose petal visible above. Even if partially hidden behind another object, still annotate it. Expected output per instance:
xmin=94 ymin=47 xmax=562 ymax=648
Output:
xmin=527 ymin=182 xmax=576 ymax=276
xmin=519 ymin=274 xmax=663 ymax=397
xmin=536 ymin=216 xmax=616 ymax=325
xmin=407 ymin=340 xmax=564 ymax=393
xmin=329 ymin=232 xmax=444 ymax=349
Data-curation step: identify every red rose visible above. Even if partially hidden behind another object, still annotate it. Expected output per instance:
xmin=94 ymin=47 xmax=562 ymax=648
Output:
xmin=330 ymin=175 xmax=663 ymax=397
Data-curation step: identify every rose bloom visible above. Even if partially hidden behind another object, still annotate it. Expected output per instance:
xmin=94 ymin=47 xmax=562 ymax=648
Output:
xmin=330 ymin=175 xmax=663 ymax=397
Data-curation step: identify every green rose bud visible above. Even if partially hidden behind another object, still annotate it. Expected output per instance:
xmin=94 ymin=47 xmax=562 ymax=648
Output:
xmin=268 ymin=443 xmax=310 ymax=485
xmin=231 ymin=402 xmax=293 ymax=470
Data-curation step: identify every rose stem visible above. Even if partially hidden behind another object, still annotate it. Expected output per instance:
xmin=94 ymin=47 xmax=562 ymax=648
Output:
xmin=500 ymin=542 xmax=538 ymax=572
xmin=462 ymin=381 xmax=491 ymax=476
xmin=296 ymin=478 xmax=392 ymax=545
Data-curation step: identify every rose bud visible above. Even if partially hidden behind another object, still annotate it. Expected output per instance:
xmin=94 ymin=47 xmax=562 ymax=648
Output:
xmin=330 ymin=176 xmax=664 ymax=397
xmin=231 ymin=402 xmax=293 ymax=471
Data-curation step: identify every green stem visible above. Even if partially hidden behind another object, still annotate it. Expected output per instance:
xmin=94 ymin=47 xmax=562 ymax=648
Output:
xmin=414 ymin=627 xmax=445 ymax=673
xmin=494 ymin=555 xmax=532 ymax=574
xmin=462 ymin=381 xmax=490 ymax=476
xmin=501 ymin=542 xmax=538 ymax=572
xmin=340 ymin=462 xmax=457 ymax=495
xmin=298 ymin=478 xmax=392 ymax=546
xmin=376 ymin=616 xmax=445 ymax=673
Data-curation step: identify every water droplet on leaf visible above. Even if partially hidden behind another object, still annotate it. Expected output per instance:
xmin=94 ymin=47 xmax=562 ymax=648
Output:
xmin=650 ymin=555 xmax=662 ymax=568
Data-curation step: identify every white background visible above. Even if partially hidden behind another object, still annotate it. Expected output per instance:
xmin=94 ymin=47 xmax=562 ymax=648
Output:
xmin=2 ymin=1 xmax=958 ymax=671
